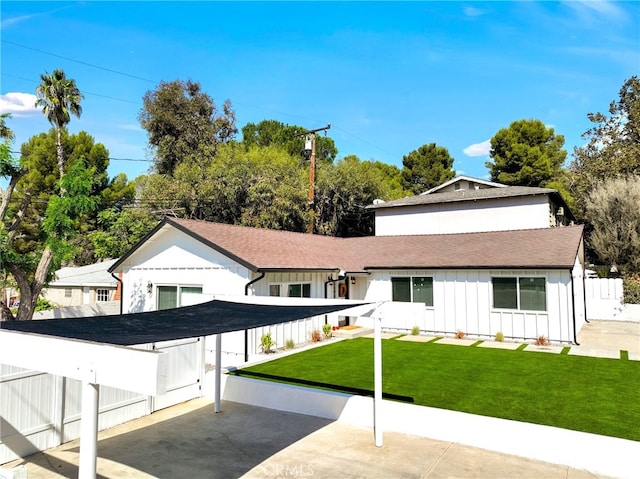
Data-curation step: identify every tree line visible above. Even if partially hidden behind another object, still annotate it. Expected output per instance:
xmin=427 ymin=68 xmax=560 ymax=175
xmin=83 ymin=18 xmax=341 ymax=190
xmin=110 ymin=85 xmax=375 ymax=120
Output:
xmin=0 ymin=72 xmax=638 ymax=319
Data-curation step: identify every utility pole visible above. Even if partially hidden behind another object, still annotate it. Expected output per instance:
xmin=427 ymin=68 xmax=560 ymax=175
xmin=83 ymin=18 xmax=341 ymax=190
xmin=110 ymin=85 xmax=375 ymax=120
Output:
xmin=299 ymin=123 xmax=331 ymax=234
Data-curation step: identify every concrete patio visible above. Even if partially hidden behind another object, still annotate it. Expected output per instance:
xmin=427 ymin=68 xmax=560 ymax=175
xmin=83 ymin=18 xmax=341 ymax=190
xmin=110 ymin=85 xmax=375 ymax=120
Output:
xmin=2 ymin=399 xmax=608 ymax=479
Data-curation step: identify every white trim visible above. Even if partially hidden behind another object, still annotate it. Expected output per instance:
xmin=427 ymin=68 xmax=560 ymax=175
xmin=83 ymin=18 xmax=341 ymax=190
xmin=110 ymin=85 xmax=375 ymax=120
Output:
xmin=0 ymin=330 xmax=168 ymax=396
xmin=421 ymin=175 xmax=506 ymax=195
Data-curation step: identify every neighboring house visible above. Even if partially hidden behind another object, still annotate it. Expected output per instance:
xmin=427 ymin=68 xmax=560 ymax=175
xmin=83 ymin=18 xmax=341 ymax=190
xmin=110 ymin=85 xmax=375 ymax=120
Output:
xmin=110 ymin=215 xmax=586 ymax=344
xmin=368 ymin=175 xmax=575 ymax=236
xmin=42 ymin=259 xmax=119 ymax=307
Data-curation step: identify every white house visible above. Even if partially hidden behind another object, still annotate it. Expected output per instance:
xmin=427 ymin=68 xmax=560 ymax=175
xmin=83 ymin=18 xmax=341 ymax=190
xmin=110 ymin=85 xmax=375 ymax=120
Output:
xmin=110 ymin=213 xmax=586 ymax=346
xmin=369 ymin=175 xmax=575 ymax=236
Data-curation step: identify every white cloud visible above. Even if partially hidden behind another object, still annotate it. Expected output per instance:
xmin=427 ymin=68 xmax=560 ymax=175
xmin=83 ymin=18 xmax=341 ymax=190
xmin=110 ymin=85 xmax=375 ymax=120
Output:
xmin=463 ymin=139 xmax=491 ymax=157
xmin=0 ymin=93 xmax=39 ymax=117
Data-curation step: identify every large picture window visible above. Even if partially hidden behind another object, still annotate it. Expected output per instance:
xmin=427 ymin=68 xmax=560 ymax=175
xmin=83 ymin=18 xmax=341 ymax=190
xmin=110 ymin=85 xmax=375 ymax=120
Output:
xmin=391 ymin=276 xmax=433 ymax=306
xmin=492 ymin=277 xmax=546 ymax=311
xmin=157 ymin=285 xmax=203 ymax=310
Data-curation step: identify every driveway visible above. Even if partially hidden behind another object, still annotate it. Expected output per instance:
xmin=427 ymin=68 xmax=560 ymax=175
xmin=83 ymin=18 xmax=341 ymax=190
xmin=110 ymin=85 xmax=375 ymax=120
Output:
xmin=3 ymin=399 xmax=605 ymax=479
xmin=576 ymin=320 xmax=640 ymax=354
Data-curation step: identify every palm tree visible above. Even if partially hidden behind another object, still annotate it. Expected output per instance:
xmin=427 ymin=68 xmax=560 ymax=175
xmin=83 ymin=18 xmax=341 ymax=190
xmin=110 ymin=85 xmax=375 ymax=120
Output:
xmin=0 ymin=113 xmax=14 ymax=141
xmin=35 ymin=69 xmax=83 ymax=187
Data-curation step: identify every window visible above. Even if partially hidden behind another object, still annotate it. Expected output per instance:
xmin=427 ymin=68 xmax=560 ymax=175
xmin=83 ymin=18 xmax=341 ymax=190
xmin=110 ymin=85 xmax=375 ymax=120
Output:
xmin=96 ymin=289 xmax=110 ymax=302
xmin=157 ymin=285 xmax=203 ymax=310
xmin=391 ymin=276 xmax=433 ymax=306
xmin=65 ymin=288 xmax=72 ymax=298
xmin=269 ymin=283 xmax=311 ymax=298
xmin=269 ymin=284 xmax=281 ymax=297
xmin=492 ymin=277 xmax=546 ymax=311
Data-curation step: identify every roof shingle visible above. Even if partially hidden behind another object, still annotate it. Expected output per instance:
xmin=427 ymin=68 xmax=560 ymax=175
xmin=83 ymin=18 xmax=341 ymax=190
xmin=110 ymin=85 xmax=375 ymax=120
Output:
xmin=163 ymin=218 xmax=583 ymax=273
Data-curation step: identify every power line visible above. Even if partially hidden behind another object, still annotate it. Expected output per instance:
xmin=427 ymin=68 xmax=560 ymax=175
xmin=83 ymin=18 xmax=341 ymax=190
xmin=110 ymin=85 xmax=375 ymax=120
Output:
xmin=2 ymin=41 xmax=396 ymax=161
xmin=2 ymin=40 xmax=157 ymax=84
xmin=9 ymin=150 xmax=151 ymax=163
xmin=2 ymin=73 xmax=141 ymax=105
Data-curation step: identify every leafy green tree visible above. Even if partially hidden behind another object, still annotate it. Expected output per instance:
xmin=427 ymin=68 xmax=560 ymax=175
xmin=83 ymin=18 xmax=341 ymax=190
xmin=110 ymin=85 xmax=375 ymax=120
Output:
xmin=1 ymin=157 xmax=100 ymax=320
xmin=16 ymin=129 xmax=111 ymax=264
xmin=90 ymin=207 xmax=157 ymax=259
xmin=35 ymin=69 xmax=83 ymax=185
xmin=486 ymin=119 xmax=566 ymax=187
xmin=402 ymin=143 xmax=456 ymax=194
xmin=139 ymin=79 xmax=237 ymax=175
xmin=315 ymin=155 xmax=402 ymax=237
xmin=569 ymin=76 xmax=640 ymax=216
xmin=241 ymin=120 xmax=338 ymax=163
xmin=585 ymin=176 xmax=640 ymax=274
xmin=137 ymin=143 xmax=309 ymax=230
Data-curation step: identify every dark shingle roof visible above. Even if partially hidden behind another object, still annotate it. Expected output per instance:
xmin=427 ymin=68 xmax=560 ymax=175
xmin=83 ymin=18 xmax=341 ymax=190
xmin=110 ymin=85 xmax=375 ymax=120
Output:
xmin=116 ymin=218 xmax=583 ymax=274
xmin=367 ymin=186 xmax=559 ymax=209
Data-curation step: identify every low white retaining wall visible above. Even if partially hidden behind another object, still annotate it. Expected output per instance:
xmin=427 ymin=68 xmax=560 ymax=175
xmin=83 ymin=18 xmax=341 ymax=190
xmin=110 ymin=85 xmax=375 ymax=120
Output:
xmin=219 ymin=375 xmax=639 ymax=479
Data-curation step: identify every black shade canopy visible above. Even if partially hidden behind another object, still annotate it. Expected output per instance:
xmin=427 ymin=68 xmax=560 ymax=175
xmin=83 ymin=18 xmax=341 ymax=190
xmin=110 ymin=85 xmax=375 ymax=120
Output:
xmin=1 ymin=300 xmax=370 ymax=346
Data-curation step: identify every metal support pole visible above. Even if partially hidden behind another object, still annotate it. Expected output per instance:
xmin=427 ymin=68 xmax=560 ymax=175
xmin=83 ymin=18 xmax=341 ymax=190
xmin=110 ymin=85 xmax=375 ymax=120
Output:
xmin=79 ymin=381 xmax=99 ymax=479
xmin=215 ymin=333 xmax=222 ymax=413
xmin=373 ymin=312 xmax=383 ymax=447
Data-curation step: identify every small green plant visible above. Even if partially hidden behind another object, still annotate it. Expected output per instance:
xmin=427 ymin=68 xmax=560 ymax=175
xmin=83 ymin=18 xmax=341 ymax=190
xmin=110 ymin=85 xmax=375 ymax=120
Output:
xmin=35 ymin=298 xmax=56 ymax=312
xmin=455 ymin=330 xmax=465 ymax=339
xmin=285 ymin=338 xmax=295 ymax=350
xmin=322 ymin=323 xmax=332 ymax=339
xmin=535 ymin=335 xmax=550 ymax=346
xmin=311 ymin=329 xmax=322 ymax=342
xmin=260 ymin=332 xmax=273 ymax=353
xmin=411 ymin=325 xmax=420 ymax=336
xmin=495 ymin=331 xmax=504 ymax=342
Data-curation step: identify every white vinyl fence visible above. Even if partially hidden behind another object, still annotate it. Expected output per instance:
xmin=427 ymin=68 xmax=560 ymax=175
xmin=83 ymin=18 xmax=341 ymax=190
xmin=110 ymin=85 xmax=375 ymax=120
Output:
xmin=1 ymin=313 xmax=333 ymax=465
xmin=584 ymin=277 xmax=625 ymax=320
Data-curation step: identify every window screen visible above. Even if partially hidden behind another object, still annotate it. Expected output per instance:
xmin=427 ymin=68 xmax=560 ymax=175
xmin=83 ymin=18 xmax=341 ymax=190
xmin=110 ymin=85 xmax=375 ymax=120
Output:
xmin=519 ymin=277 xmax=546 ymax=311
xmin=412 ymin=277 xmax=433 ymax=306
xmin=157 ymin=286 xmax=178 ymax=310
xmin=391 ymin=277 xmax=411 ymax=302
xmin=492 ymin=277 xmax=518 ymax=309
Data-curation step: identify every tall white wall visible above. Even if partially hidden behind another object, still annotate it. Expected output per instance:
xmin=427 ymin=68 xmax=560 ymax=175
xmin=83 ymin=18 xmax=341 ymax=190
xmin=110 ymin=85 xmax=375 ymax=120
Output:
xmin=375 ymin=196 xmax=552 ymax=235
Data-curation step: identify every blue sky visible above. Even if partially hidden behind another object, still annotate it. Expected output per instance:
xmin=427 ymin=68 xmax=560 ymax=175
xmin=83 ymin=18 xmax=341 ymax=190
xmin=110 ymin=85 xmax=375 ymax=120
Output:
xmin=1 ymin=1 xmax=638 ymax=182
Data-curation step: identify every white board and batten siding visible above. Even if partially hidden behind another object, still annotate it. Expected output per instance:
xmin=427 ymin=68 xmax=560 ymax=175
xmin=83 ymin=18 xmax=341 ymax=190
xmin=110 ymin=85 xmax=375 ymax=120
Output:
xmin=375 ymin=196 xmax=552 ymax=236
xmin=361 ymin=269 xmax=580 ymax=343
xmin=116 ymin=225 xmax=251 ymax=313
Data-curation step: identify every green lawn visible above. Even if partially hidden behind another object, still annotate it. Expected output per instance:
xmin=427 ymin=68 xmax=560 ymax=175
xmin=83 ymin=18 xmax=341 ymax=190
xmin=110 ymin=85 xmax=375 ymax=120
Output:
xmin=230 ymin=338 xmax=640 ymax=441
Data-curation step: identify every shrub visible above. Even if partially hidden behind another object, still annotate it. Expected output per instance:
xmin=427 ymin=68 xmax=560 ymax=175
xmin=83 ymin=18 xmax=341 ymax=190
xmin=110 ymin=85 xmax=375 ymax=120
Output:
xmin=35 ymin=298 xmax=56 ymax=312
xmin=411 ymin=325 xmax=420 ymax=336
xmin=535 ymin=335 xmax=550 ymax=346
xmin=623 ymin=274 xmax=640 ymax=304
xmin=322 ymin=323 xmax=332 ymax=339
xmin=495 ymin=331 xmax=504 ymax=342
xmin=285 ymin=338 xmax=295 ymax=350
xmin=311 ymin=329 xmax=322 ymax=342
xmin=455 ymin=330 xmax=465 ymax=339
xmin=260 ymin=332 xmax=273 ymax=353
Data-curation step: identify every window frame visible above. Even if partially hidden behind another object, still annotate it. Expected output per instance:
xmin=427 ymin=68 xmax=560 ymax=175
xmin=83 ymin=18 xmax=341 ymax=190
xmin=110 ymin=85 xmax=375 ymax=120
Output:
xmin=268 ymin=282 xmax=311 ymax=298
xmin=491 ymin=276 xmax=547 ymax=312
xmin=96 ymin=288 xmax=110 ymax=302
xmin=156 ymin=284 xmax=203 ymax=310
xmin=391 ymin=276 xmax=434 ymax=307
